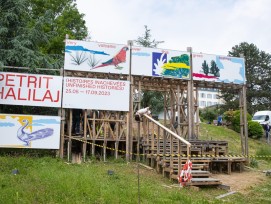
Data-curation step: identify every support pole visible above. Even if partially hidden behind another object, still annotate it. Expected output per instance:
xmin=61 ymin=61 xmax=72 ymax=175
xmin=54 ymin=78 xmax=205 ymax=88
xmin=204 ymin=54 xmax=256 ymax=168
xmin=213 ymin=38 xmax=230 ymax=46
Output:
xmin=127 ymin=40 xmax=133 ymax=161
xmin=187 ymin=47 xmax=194 ymax=140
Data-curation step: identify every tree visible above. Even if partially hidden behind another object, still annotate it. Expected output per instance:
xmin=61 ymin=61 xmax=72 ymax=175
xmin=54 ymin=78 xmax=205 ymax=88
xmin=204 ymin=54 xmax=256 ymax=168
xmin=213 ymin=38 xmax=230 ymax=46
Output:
xmin=0 ymin=0 xmax=54 ymax=68
xmin=0 ymin=0 xmax=88 ymax=115
xmin=0 ymin=0 xmax=88 ymax=69
xmin=210 ymin=60 xmax=220 ymax=77
xmin=135 ymin=25 xmax=164 ymax=114
xmin=202 ymin=60 xmax=209 ymax=75
xmin=222 ymin=42 xmax=271 ymax=114
xmin=28 ymin=0 xmax=88 ymax=56
xmin=135 ymin=25 xmax=163 ymax=48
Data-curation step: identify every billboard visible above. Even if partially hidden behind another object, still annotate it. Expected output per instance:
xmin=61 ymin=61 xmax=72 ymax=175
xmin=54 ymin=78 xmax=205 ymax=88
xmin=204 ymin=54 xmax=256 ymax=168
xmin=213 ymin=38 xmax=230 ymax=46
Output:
xmin=192 ymin=53 xmax=246 ymax=84
xmin=64 ymin=40 xmax=130 ymax=74
xmin=132 ymin=46 xmax=190 ymax=79
xmin=0 ymin=72 xmax=62 ymax=107
xmin=0 ymin=114 xmax=60 ymax=149
xmin=62 ymin=77 xmax=130 ymax=111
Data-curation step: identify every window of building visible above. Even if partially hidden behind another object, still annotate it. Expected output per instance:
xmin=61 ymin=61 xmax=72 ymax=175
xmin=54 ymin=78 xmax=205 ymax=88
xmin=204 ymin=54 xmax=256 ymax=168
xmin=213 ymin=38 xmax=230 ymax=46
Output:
xmin=200 ymin=101 xmax=206 ymax=107
xmin=207 ymin=94 xmax=212 ymax=99
xmin=207 ymin=101 xmax=212 ymax=106
xmin=200 ymin=93 xmax=205 ymax=98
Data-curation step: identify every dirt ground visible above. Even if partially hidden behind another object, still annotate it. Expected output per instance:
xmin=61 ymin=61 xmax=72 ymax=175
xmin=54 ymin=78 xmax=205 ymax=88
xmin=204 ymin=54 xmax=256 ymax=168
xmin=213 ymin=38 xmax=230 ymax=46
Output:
xmin=212 ymin=169 xmax=268 ymax=194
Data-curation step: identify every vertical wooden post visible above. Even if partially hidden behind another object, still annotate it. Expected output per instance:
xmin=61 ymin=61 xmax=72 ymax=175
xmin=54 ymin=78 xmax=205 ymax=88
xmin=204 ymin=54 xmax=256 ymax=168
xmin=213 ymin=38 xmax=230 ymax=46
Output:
xmin=115 ymin=141 xmax=119 ymax=159
xmin=242 ymin=85 xmax=249 ymax=156
xmin=187 ymin=47 xmax=194 ymax=140
xmin=59 ymin=68 xmax=65 ymax=158
xmin=68 ymin=109 xmax=73 ymax=162
xmin=83 ymin=109 xmax=87 ymax=162
xmin=195 ymin=86 xmax=200 ymax=138
xmin=239 ymin=88 xmax=245 ymax=155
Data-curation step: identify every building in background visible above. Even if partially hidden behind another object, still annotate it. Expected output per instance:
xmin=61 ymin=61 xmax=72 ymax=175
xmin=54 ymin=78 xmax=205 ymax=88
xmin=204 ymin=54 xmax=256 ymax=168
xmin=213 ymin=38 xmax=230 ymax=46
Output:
xmin=198 ymin=88 xmax=224 ymax=108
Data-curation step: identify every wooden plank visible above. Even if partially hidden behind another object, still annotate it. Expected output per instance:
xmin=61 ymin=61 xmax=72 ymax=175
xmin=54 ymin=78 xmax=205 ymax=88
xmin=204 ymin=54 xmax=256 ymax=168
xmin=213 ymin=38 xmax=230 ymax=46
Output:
xmin=139 ymin=163 xmax=154 ymax=170
xmin=191 ymin=178 xmax=220 ymax=182
xmin=216 ymin=191 xmax=236 ymax=199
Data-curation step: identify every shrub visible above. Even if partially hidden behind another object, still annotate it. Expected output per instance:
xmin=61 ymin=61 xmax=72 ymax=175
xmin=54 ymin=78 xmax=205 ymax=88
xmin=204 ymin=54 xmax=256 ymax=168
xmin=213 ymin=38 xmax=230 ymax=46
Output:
xmin=200 ymin=108 xmax=216 ymax=123
xmin=248 ymin=121 xmax=263 ymax=139
xmin=224 ymin=110 xmax=252 ymax=133
xmin=224 ymin=109 xmax=235 ymax=125
xmin=249 ymin=158 xmax=258 ymax=168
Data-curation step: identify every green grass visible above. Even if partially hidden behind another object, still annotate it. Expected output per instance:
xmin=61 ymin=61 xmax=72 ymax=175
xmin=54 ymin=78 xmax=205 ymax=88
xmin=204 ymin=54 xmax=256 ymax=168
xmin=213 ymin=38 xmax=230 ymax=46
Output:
xmin=0 ymin=156 xmax=271 ymax=204
xmin=199 ymin=123 xmax=271 ymax=156
xmin=1 ymin=124 xmax=271 ymax=203
xmin=0 ymin=156 xmax=225 ymax=204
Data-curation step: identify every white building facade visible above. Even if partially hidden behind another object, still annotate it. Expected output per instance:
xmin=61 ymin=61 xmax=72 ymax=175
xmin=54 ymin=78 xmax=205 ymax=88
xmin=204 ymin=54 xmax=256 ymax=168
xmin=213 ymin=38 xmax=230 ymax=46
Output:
xmin=198 ymin=88 xmax=224 ymax=108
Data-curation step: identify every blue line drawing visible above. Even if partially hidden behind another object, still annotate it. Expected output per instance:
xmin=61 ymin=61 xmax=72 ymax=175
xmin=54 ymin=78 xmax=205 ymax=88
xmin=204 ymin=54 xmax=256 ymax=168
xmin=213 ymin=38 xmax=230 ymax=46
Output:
xmin=17 ymin=119 xmax=54 ymax=146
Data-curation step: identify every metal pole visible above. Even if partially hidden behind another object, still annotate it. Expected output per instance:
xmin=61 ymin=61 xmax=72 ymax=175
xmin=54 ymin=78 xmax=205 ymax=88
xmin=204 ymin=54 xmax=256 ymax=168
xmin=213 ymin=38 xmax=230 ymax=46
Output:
xmin=187 ymin=47 xmax=194 ymax=140
xmin=126 ymin=40 xmax=133 ymax=161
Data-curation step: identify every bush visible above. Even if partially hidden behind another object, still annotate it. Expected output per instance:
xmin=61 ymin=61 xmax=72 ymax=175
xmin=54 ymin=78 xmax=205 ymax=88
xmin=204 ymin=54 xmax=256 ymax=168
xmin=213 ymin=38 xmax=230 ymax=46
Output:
xmin=248 ymin=121 xmax=263 ymax=139
xmin=224 ymin=109 xmax=235 ymax=125
xmin=249 ymin=158 xmax=258 ymax=168
xmin=200 ymin=108 xmax=216 ymax=123
xmin=224 ymin=110 xmax=252 ymax=133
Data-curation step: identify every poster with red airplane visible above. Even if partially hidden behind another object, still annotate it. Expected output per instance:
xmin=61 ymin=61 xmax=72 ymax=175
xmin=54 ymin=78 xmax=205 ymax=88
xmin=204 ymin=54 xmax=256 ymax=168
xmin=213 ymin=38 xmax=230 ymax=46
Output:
xmin=64 ymin=40 xmax=130 ymax=74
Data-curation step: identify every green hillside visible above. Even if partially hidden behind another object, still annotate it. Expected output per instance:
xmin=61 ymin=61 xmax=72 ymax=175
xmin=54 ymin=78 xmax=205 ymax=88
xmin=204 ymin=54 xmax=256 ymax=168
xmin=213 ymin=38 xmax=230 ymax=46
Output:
xmin=199 ymin=123 xmax=271 ymax=156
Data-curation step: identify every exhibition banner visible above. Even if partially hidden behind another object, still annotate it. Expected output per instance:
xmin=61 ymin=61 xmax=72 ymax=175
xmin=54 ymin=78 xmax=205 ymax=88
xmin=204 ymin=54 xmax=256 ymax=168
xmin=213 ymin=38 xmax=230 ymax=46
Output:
xmin=192 ymin=53 xmax=246 ymax=84
xmin=62 ymin=77 xmax=130 ymax=111
xmin=0 ymin=72 xmax=62 ymax=107
xmin=64 ymin=40 xmax=130 ymax=74
xmin=0 ymin=114 xmax=60 ymax=149
xmin=132 ymin=46 xmax=190 ymax=79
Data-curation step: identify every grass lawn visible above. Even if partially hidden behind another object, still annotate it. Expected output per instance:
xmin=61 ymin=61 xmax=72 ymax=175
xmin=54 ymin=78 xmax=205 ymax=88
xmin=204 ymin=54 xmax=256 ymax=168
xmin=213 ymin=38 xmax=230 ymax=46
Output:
xmin=0 ymin=123 xmax=271 ymax=203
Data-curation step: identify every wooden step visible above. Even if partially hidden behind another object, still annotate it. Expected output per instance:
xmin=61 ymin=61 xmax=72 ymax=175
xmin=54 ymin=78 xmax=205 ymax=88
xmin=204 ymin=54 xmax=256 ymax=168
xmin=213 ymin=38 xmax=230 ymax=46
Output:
xmin=188 ymin=178 xmax=222 ymax=186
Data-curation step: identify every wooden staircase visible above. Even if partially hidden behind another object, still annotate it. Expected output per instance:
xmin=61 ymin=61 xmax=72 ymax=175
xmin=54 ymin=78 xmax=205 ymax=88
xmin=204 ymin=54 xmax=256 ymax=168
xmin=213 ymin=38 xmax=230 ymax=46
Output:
xmin=141 ymin=114 xmax=222 ymax=187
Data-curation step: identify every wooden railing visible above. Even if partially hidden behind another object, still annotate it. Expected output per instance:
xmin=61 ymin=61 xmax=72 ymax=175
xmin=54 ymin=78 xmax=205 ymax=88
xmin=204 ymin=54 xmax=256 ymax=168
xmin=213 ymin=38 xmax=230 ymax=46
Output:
xmin=142 ymin=114 xmax=191 ymax=179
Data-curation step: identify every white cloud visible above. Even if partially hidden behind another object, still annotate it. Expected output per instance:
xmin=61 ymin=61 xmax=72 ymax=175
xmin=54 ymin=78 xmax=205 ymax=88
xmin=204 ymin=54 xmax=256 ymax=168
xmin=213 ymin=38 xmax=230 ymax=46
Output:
xmin=76 ymin=0 xmax=271 ymax=55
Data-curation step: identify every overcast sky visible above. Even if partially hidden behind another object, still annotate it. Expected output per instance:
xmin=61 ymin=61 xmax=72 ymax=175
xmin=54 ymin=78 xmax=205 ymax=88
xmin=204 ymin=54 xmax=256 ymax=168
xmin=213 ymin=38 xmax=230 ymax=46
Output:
xmin=76 ymin=0 xmax=271 ymax=56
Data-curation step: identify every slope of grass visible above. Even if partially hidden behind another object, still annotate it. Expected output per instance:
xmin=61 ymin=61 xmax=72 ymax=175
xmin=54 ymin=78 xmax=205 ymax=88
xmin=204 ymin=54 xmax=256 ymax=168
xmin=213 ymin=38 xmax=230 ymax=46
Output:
xmin=199 ymin=123 xmax=271 ymax=156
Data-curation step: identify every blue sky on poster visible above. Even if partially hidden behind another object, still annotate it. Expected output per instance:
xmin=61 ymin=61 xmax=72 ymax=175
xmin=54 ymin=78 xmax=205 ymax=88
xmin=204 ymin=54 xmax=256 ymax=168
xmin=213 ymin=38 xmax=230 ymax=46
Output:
xmin=76 ymin=0 xmax=271 ymax=56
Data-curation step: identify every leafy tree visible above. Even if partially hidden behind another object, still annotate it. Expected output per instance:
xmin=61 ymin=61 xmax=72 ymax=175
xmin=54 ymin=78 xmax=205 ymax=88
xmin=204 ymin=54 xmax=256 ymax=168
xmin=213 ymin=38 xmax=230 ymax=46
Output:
xmin=0 ymin=0 xmax=88 ymax=69
xmin=0 ymin=0 xmax=53 ymax=68
xmin=28 ymin=0 xmax=88 ymax=57
xmin=0 ymin=0 xmax=87 ymax=115
xmin=210 ymin=60 xmax=220 ymax=77
xmin=201 ymin=60 xmax=209 ymax=75
xmin=135 ymin=25 xmax=164 ymax=114
xmin=222 ymin=42 xmax=271 ymax=114
xmin=135 ymin=25 xmax=163 ymax=48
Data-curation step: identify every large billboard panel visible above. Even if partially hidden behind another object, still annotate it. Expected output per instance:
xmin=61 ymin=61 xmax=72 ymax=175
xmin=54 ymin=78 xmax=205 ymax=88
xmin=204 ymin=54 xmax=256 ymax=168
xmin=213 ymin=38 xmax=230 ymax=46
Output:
xmin=192 ymin=53 xmax=246 ymax=84
xmin=63 ymin=77 xmax=129 ymax=111
xmin=132 ymin=46 xmax=190 ymax=79
xmin=0 ymin=72 xmax=62 ymax=107
xmin=0 ymin=114 xmax=60 ymax=149
xmin=64 ymin=40 xmax=130 ymax=74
